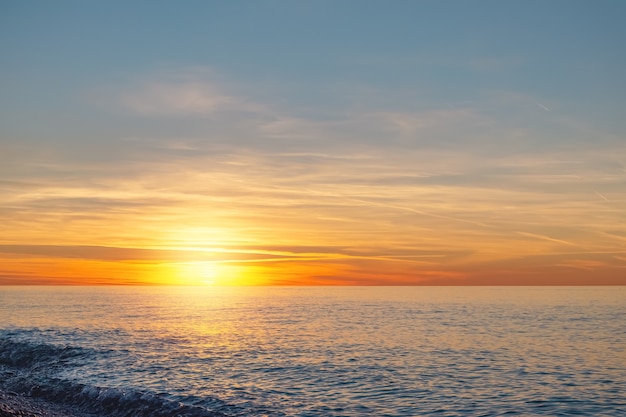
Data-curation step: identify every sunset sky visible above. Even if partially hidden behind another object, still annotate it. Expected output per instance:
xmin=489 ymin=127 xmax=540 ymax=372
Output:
xmin=1 ymin=1 xmax=625 ymax=285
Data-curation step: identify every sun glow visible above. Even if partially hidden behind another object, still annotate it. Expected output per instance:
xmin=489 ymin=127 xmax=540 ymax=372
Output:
xmin=169 ymin=261 xmax=258 ymax=286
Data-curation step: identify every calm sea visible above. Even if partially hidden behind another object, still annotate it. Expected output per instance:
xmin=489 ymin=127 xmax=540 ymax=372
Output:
xmin=1 ymin=286 xmax=624 ymax=416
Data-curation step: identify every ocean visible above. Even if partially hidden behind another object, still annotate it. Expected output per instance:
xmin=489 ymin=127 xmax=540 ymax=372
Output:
xmin=0 ymin=286 xmax=624 ymax=416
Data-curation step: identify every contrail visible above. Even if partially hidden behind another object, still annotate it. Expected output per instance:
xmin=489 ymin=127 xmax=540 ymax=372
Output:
xmin=536 ymin=103 xmax=550 ymax=112
xmin=595 ymin=191 xmax=610 ymax=202
xmin=345 ymin=197 xmax=490 ymax=227
xmin=516 ymin=231 xmax=577 ymax=247
xmin=298 ymin=187 xmax=492 ymax=228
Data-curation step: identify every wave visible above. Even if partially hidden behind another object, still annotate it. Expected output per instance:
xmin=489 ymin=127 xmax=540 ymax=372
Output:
xmin=0 ymin=338 xmax=89 ymax=370
xmin=0 ymin=337 xmax=233 ymax=417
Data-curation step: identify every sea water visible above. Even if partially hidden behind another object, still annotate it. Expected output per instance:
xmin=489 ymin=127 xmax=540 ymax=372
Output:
xmin=0 ymin=286 xmax=624 ymax=416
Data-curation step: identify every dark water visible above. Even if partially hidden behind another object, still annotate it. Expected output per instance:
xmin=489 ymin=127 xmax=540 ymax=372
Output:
xmin=1 ymin=286 xmax=625 ymax=416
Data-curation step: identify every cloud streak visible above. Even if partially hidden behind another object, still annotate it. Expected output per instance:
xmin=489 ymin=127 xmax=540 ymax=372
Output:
xmin=515 ymin=232 xmax=578 ymax=247
xmin=2 ymin=66 xmax=625 ymax=285
xmin=120 ymin=77 xmax=264 ymax=116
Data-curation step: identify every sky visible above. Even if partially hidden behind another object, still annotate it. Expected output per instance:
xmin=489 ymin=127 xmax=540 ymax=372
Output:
xmin=1 ymin=1 xmax=625 ymax=285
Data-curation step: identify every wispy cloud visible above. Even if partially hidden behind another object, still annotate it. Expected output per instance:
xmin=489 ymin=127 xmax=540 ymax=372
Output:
xmin=380 ymin=108 xmax=485 ymax=137
xmin=516 ymin=232 xmax=578 ymax=247
xmin=116 ymin=69 xmax=265 ymax=117
xmin=2 ymin=65 xmax=626 ymax=284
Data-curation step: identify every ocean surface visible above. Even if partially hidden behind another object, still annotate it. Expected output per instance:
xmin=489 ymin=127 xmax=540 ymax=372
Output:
xmin=0 ymin=286 xmax=624 ymax=416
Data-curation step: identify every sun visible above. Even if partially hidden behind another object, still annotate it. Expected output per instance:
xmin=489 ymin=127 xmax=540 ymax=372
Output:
xmin=180 ymin=262 xmax=219 ymax=285
xmin=166 ymin=261 xmax=259 ymax=286
xmin=196 ymin=262 xmax=218 ymax=285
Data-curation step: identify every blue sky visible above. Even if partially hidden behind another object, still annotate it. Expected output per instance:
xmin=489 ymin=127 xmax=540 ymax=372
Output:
xmin=3 ymin=1 xmax=625 ymax=120
xmin=1 ymin=1 xmax=625 ymax=285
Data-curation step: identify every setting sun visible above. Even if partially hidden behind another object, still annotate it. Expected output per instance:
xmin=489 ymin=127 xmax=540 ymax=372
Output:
xmin=1 ymin=1 xmax=624 ymax=287
xmin=1 ymin=2 xmax=625 ymax=417
xmin=168 ymin=261 xmax=260 ymax=286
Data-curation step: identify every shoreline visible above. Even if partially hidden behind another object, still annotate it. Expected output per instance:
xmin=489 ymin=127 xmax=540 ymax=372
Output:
xmin=0 ymin=390 xmax=86 ymax=417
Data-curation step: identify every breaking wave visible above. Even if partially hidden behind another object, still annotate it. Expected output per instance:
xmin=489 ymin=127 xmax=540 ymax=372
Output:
xmin=0 ymin=337 xmax=233 ymax=417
